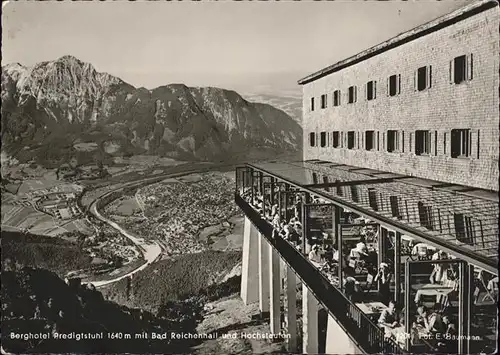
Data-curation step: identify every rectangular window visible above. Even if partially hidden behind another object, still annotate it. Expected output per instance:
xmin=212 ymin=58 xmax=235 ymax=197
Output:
xmin=312 ymin=172 xmax=318 ymax=185
xmin=387 ymin=130 xmax=399 ymax=153
xmin=368 ymin=188 xmax=378 ymax=211
xmin=320 ymin=132 xmax=327 ymax=147
xmin=377 ymin=132 xmax=380 ymax=151
xmin=365 ymin=131 xmax=375 ymax=151
xmin=341 ymin=132 xmax=344 ymax=148
xmin=348 ymin=86 xmax=357 ymax=104
xmin=309 ymin=132 xmax=316 ymax=147
xmin=366 ymin=80 xmax=377 ymax=101
xmin=443 ymin=132 xmax=447 ymax=154
xmin=409 ymin=133 xmax=412 ymax=152
xmin=402 ymin=131 xmax=405 ymax=153
xmin=333 ymin=90 xmax=341 ymax=106
xmin=357 ymin=132 xmax=360 ymax=149
xmin=450 ymin=54 xmax=473 ymax=84
xmin=415 ymin=130 xmax=431 ymax=155
xmin=311 ymin=97 xmax=315 ymax=111
xmin=415 ymin=65 xmax=432 ymax=91
xmin=350 ymin=186 xmax=359 ymax=203
xmin=454 ymin=213 xmax=475 ymax=245
xmin=336 ymin=183 xmax=344 ymax=197
xmin=323 ymin=176 xmax=330 ymax=192
xmin=347 ymin=131 xmax=355 ymax=149
xmin=388 ymin=74 xmax=401 ymax=96
xmin=418 ymin=201 xmax=434 ymax=230
xmin=451 ymin=129 xmax=471 ymax=158
xmin=332 ymin=131 xmax=340 ymax=148
xmin=390 ymin=196 xmax=401 ymax=219
xmin=321 ymin=94 xmax=327 ymax=109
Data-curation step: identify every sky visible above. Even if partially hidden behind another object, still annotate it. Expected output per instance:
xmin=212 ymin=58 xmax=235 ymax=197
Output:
xmin=2 ymin=0 xmax=471 ymax=97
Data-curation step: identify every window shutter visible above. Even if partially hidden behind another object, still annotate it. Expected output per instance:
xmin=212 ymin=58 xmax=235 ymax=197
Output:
xmin=398 ymin=74 xmax=401 ymax=94
xmin=426 ymin=131 xmax=432 ymax=155
xmin=469 ymin=130 xmax=473 ymax=157
xmin=476 ymin=129 xmax=480 ymax=159
xmin=450 ymin=59 xmax=455 ymax=84
xmin=435 ymin=130 xmax=438 ymax=155
xmin=414 ymin=70 xmax=418 ymax=91
xmin=374 ymin=81 xmax=377 ymax=99
xmin=467 ymin=54 xmax=474 ymax=81
xmin=365 ymin=83 xmax=368 ymax=100
xmin=470 ymin=130 xmax=476 ymax=158
xmin=387 ymin=77 xmax=390 ymax=97
xmin=428 ymin=65 xmax=432 ymax=89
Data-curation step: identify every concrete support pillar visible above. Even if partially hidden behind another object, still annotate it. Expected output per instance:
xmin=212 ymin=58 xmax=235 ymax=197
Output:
xmin=258 ymin=233 xmax=270 ymax=314
xmin=302 ymin=286 xmax=319 ymax=354
xmin=325 ymin=313 xmax=363 ymax=354
xmin=269 ymin=246 xmax=281 ymax=334
xmin=280 ymin=258 xmax=287 ymax=293
xmin=240 ymin=217 xmax=259 ymax=305
xmin=285 ymin=265 xmax=298 ymax=352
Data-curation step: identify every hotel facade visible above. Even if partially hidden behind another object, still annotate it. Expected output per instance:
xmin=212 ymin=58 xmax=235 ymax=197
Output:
xmin=236 ymin=1 xmax=499 ymax=354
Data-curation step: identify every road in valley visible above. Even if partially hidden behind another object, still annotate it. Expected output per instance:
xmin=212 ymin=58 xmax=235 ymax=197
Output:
xmin=86 ymin=200 xmax=162 ymax=288
xmin=81 ymin=164 xmax=235 ymax=288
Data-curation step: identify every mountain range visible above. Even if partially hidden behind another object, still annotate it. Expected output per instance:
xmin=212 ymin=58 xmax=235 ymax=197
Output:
xmin=1 ymin=56 xmax=302 ymax=167
xmin=241 ymin=92 xmax=302 ymax=124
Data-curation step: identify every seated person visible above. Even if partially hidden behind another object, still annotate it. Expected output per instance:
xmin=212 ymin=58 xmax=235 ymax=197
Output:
xmin=415 ymin=306 xmax=428 ymax=327
xmin=279 ymin=223 xmax=290 ymax=239
xmin=344 ymin=275 xmax=360 ymax=301
xmin=308 ymin=244 xmax=326 ymax=268
xmin=416 ymin=305 xmax=444 ymax=333
xmin=272 ymin=213 xmax=281 ymax=229
xmin=378 ymin=300 xmax=400 ymax=329
xmin=333 ymin=247 xmax=339 ymax=262
xmin=350 ymin=241 xmax=369 ymax=259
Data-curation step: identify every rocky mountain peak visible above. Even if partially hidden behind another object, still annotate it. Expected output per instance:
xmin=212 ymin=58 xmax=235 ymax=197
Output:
xmin=1 ymin=55 xmax=302 ymax=165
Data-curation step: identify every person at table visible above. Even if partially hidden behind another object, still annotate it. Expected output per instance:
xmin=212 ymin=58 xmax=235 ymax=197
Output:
xmin=344 ymin=274 xmax=360 ymax=302
xmin=308 ymin=244 xmax=326 ymax=268
xmin=416 ymin=305 xmax=444 ymax=333
xmin=375 ymin=263 xmax=392 ymax=305
xmin=378 ymin=300 xmax=400 ymax=329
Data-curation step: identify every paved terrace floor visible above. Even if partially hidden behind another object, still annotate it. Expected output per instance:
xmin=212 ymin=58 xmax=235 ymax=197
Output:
xmin=248 ymin=159 xmax=498 ymax=275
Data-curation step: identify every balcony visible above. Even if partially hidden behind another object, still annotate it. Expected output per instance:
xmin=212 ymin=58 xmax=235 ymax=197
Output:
xmin=235 ymin=161 xmax=498 ymax=355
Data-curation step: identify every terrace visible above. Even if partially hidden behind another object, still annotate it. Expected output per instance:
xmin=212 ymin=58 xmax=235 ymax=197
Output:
xmin=235 ymin=160 xmax=498 ymax=354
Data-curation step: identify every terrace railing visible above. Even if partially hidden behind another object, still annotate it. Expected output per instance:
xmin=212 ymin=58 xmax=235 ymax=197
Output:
xmin=235 ymin=192 xmax=407 ymax=354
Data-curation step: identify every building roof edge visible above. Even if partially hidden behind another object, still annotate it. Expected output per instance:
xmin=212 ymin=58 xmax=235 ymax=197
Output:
xmin=297 ymin=0 xmax=498 ymax=85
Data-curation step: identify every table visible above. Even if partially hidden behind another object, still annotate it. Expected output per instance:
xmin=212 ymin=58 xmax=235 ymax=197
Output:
xmin=414 ymin=284 xmax=454 ymax=306
xmin=355 ymin=301 xmax=386 ymax=316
